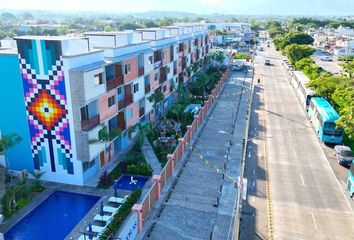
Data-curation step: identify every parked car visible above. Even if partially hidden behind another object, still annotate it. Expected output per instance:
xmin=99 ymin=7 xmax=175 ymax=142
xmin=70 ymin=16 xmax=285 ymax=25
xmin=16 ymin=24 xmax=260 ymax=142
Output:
xmin=333 ymin=145 xmax=354 ymax=167
xmin=259 ymin=46 xmax=264 ymax=51
xmin=265 ymin=58 xmax=271 ymax=65
xmin=321 ymin=56 xmax=333 ymax=61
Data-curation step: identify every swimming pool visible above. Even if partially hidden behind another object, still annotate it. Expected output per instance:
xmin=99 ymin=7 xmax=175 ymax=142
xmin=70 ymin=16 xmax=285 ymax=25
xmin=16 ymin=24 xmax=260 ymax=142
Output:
xmin=5 ymin=191 xmax=100 ymax=240
xmin=114 ymin=175 xmax=149 ymax=191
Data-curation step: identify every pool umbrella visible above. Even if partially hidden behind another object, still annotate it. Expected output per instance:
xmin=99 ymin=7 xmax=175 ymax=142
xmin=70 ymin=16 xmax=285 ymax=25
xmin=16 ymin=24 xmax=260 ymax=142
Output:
xmin=114 ymin=186 xmax=118 ymax=197
xmin=87 ymin=223 xmax=94 ymax=240
xmin=100 ymin=202 xmax=104 ymax=220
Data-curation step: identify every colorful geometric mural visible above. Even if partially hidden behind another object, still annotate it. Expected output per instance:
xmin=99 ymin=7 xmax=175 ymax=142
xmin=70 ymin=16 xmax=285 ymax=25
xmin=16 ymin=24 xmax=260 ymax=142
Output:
xmin=17 ymin=39 xmax=74 ymax=174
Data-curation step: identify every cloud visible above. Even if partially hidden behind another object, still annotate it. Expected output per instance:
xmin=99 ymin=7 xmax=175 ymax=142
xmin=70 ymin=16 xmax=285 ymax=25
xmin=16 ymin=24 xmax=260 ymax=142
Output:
xmin=196 ymin=0 xmax=223 ymax=6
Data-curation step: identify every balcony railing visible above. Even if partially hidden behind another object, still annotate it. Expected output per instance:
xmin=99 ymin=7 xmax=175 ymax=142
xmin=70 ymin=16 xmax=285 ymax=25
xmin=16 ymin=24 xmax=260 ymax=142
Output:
xmin=139 ymin=108 xmax=145 ymax=117
xmin=138 ymin=67 xmax=145 ymax=77
xmin=153 ymin=60 xmax=162 ymax=69
xmin=106 ymin=75 xmax=123 ymax=91
xmin=145 ymin=85 xmax=151 ymax=94
xmin=118 ymin=95 xmax=133 ymax=109
xmin=178 ymin=51 xmax=184 ymax=57
xmin=81 ymin=115 xmax=100 ymax=131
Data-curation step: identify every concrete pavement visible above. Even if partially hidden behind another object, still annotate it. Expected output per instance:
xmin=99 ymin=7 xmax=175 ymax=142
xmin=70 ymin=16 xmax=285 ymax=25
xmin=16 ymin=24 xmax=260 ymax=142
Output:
xmin=260 ymin=40 xmax=354 ymax=240
xmin=143 ymin=70 xmax=252 ymax=240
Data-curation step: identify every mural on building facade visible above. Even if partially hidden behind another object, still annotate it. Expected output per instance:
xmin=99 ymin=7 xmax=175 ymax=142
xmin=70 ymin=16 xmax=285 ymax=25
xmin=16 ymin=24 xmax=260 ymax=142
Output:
xmin=17 ymin=39 xmax=74 ymax=174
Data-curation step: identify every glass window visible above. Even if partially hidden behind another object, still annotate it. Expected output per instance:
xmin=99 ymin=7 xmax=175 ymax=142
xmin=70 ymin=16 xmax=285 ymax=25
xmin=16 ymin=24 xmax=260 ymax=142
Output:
xmin=163 ymin=86 xmax=167 ymax=92
xmin=124 ymin=64 xmax=131 ymax=75
xmin=94 ymin=73 xmax=103 ymax=85
xmin=80 ymin=106 xmax=89 ymax=121
xmin=133 ymin=83 xmax=139 ymax=93
xmin=154 ymin=73 xmax=158 ymax=81
xmin=108 ymin=95 xmax=116 ymax=107
xmin=83 ymin=157 xmax=96 ymax=172
xmin=148 ymin=56 xmax=153 ymax=64
xmin=127 ymin=109 xmax=133 ymax=120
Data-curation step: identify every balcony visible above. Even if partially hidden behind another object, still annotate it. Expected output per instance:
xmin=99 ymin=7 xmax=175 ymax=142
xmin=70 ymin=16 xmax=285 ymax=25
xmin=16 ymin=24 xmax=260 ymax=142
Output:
xmin=145 ymin=85 xmax=151 ymax=94
xmin=139 ymin=108 xmax=145 ymax=117
xmin=178 ymin=51 xmax=184 ymax=58
xmin=159 ymin=67 xmax=167 ymax=84
xmin=106 ymin=75 xmax=123 ymax=91
xmin=138 ymin=67 xmax=145 ymax=77
xmin=153 ymin=60 xmax=162 ymax=69
xmin=118 ymin=95 xmax=133 ymax=109
xmin=81 ymin=115 xmax=100 ymax=131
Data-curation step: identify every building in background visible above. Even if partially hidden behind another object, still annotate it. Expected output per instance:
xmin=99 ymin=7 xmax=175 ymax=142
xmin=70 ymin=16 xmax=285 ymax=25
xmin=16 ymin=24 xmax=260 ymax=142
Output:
xmin=0 ymin=24 xmax=211 ymax=185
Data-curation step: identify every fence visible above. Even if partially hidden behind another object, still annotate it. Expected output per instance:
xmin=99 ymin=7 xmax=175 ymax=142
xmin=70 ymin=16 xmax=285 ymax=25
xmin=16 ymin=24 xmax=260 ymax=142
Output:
xmin=132 ymin=69 xmax=230 ymax=232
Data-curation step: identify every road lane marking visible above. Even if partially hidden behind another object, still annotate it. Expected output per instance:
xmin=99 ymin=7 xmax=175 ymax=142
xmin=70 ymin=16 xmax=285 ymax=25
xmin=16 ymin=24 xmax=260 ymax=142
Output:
xmin=311 ymin=212 xmax=318 ymax=230
xmin=293 ymin=148 xmax=297 ymax=157
xmin=253 ymin=169 xmax=256 ymax=175
xmin=288 ymin=130 xmax=292 ymax=137
xmin=300 ymin=174 xmax=305 ymax=186
xmin=252 ymin=196 xmax=255 ymax=202
xmin=253 ymin=181 xmax=256 ymax=187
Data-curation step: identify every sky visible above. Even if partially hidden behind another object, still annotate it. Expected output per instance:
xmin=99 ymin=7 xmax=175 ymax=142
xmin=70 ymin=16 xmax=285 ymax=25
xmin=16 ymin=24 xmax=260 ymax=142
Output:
xmin=1 ymin=0 xmax=354 ymax=15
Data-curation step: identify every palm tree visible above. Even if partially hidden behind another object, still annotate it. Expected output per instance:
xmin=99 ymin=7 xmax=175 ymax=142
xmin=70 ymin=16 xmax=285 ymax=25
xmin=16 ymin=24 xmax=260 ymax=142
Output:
xmin=0 ymin=133 xmax=22 ymax=185
xmin=88 ymin=126 xmax=121 ymax=162
xmin=129 ymin=123 xmax=155 ymax=147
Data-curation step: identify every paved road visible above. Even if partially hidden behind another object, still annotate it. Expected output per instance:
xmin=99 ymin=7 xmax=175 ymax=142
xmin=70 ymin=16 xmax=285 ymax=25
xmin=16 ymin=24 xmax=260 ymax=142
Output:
xmin=257 ymin=40 xmax=354 ymax=240
xmin=311 ymin=50 xmax=343 ymax=74
xmin=144 ymin=71 xmax=251 ymax=240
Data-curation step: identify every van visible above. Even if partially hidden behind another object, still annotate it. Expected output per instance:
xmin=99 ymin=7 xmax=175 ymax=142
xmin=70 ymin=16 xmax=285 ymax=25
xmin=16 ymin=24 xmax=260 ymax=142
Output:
xmin=334 ymin=145 xmax=354 ymax=167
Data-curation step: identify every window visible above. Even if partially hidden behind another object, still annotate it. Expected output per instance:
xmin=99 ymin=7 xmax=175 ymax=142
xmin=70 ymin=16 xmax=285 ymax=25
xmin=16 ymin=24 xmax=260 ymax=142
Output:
xmin=133 ymin=83 xmax=139 ymax=93
xmin=148 ymin=56 xmax=153 ymax=64
xmin=127 ymin=109 xmax=133 ymax=120
xmin=108 ymin=95 xmax=115 ymax=107
xmin=94 ymin=73 xmax=103 ymax=85
xmin=163 ymin=86 xmax=167 ymax=92
xmin=117 ymin=87 xmax=122 ymax=95
xmin=80 ymin=100 xmax=98 ymax=121
xmin=162 ymin=51 xmax=165 ymax=59
xmin=166 ymin=67 xmax=170 ymax=73
xmin=124 ymin=64 xmax=131 ymax=75
xmin=154 ymin=73 xmax=158 ymax=81
xmin=83 ymin=157 xmax=96 ymax=172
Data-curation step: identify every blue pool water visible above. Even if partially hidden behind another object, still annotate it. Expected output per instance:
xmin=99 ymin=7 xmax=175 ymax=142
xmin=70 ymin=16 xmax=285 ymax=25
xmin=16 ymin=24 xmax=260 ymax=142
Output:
xmin=5 ymin=191 xmax=100 ymax=240
xmin=115 ymin=175 xmax=149 ymax=191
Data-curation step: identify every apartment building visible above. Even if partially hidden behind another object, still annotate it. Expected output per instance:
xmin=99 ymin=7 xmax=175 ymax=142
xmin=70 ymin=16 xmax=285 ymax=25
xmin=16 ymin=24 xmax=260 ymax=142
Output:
xmin=0 ymin=24 xmax=211 ymax=185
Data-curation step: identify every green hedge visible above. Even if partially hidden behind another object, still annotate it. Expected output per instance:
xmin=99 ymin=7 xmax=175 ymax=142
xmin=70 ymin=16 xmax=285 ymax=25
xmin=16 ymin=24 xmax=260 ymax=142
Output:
xmin=126 ymin=163 xmax=153 ymax=176
xmin=99 ymin=189 xmax=142 ymax=240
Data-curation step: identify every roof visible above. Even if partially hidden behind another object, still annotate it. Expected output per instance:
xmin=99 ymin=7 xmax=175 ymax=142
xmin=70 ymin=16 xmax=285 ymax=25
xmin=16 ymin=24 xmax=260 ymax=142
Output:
xmin=311 ymin=97 xmax=339 ymax=122
xmin=15 ymin=35 xmax=84 ymax=41
xmin=70 ymin=60 xmax=106 ymax=72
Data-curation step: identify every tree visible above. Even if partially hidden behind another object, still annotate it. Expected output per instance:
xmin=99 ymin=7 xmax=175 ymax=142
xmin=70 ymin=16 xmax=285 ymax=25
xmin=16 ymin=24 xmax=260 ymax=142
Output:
xmin=284 ymin=44 xmax=315 ymax=64
xmin=0 ymin=133 xmax=22 ymax=185
xmin=340 ymin=61 xmax=354 ymax=78
xmin=283 ymin=32 xmax=314 ymax=47
xmin=88 ymin=126 xmax=121 ymax=145
xmin=148 ymin=91 xmax=164 ymax=107
xmin=104 ymin=25 xmax=113 ymax=32
xmin=30 ymin=171 xmax=45 ymax=192
xmin=306 ymin=75 xmax=343 ymax=100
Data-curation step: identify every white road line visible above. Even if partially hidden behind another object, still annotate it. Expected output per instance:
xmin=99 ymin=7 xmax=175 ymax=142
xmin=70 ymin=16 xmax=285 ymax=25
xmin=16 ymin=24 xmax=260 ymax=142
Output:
xmin=253 ymin=169 xmax=256 ymax=175
xmin=288 ymin=130 xmax=292 ymax=137
xmin=293 ymin=148 xmax=297 ymax=157
xmin=252 ymin=196 xmax=255 ymax=202
xmin=311 ymin=212 xmax=318 ymax=230
xmin=253 ymin=181 xmax=256 ymax=187
xmin=300 ymin=174 xmax=305 ymax=186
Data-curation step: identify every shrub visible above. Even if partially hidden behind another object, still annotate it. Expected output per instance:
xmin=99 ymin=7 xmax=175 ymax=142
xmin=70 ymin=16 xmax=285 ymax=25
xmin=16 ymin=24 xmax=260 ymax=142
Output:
xmin=126 ymin=163 xmax=153 ymax=176
xmin=97 ymin=171 xmax=114 ymax=189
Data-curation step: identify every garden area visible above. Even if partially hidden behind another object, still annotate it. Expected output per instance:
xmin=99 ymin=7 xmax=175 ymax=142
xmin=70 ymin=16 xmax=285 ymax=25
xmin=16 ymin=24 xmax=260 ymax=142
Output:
xmin=2 ymin=171 xmax=45 ymax=220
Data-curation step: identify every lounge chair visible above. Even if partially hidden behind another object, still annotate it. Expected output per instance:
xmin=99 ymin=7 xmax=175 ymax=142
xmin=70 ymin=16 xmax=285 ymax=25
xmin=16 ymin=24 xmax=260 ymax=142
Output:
xmin=77 ymin=234 xmax=98 ymax=240
xmin=93 ymin=214 xmax=112 ymax=223
xmin=87 ymin=224 xmax=106 ymax=234
xmin=103 ymin=206 xmax=120 ymax=214
xmin=108 ymin=196 xmax=126 ymax=204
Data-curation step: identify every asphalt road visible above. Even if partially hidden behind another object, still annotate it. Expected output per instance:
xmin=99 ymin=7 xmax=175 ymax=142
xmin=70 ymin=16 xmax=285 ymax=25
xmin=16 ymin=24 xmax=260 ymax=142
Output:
xmin=254 ymin=39 xmax=354 ymax=240
xmin=311 ymin=50 xmax=343 ymax=74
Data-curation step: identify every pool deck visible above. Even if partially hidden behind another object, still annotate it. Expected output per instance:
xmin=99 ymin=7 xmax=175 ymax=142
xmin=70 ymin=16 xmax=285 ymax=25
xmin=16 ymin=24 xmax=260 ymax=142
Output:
xmin=0 ymin=177 xmax=153 ymax=240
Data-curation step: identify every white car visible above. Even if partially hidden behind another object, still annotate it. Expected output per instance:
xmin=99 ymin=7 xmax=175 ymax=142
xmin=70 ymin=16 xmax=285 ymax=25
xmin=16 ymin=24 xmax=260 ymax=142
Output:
xmin=321 ymin=56 xmax=333 ymax=61
xmin=333 ymin=145 xmax=354 ymax=167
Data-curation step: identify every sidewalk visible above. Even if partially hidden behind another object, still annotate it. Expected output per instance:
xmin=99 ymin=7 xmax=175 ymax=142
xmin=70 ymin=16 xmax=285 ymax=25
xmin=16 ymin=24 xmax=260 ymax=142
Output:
xmin=140 ymin=70 xmax=252 ymax=240
xmin=141 ymin=137 xmax=162 ymax=174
